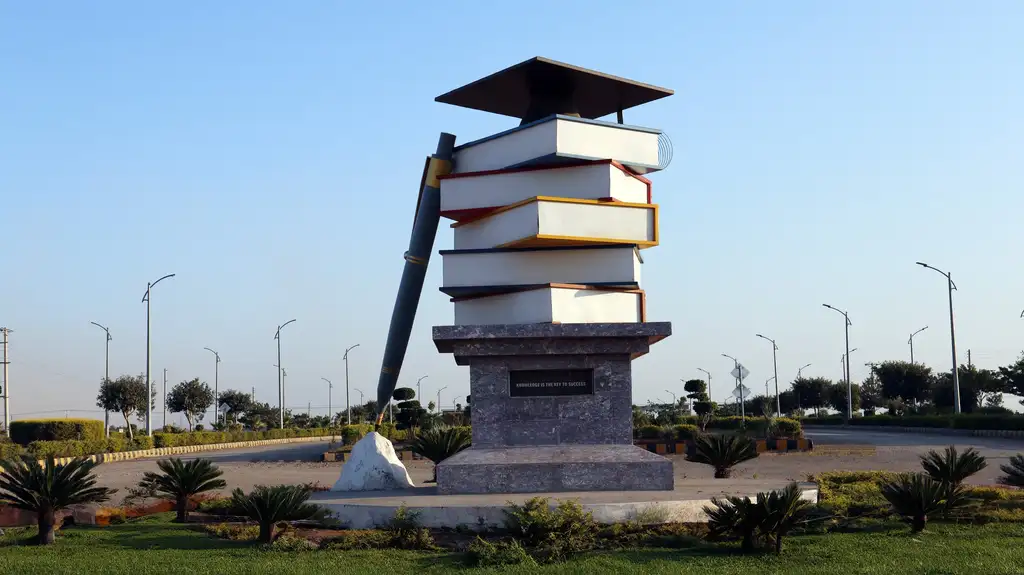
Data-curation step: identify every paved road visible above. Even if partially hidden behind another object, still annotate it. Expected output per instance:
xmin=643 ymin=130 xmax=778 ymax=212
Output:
xmin=805 ymin=427 xmax=1024 ymax=450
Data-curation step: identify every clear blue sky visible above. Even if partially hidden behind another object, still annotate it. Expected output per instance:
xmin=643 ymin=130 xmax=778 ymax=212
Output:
xmin=2 ymin=1 xmax=1023 ymax=423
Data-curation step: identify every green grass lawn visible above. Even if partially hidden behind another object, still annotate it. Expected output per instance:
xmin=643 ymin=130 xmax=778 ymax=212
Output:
xmin=1 ymin=513 xmax=1022 ymax=575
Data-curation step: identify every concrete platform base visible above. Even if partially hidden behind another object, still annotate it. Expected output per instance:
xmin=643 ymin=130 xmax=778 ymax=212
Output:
xmin=310 ymin=480 xmax=819 ymax=530
xmin=436 ymin=444 xmax=674 ymax=494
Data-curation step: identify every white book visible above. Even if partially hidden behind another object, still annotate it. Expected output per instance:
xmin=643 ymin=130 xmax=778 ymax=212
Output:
xmin=452 ymin=284 xmax=646 ymax=325
xmin=439 ymin=244 xmax=642 ymax=297
xmin=439 ymin=160 xmax=650 ymax=221
xmin=452 ymin=115 xmax=662 ymax=175
xmin=452 ymin=197 xmax=658 ymax=250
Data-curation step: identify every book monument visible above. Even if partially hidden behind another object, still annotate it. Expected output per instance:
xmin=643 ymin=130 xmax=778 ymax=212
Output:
xmin=428 ymin=57 xmax=676 ymax=494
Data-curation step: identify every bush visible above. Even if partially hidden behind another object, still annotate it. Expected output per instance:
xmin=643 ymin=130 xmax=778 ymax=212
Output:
xmin=803 ymin=414 xmax=1024 ymax=431
xmin=467 ymin=537 xmax=537 ymax=567
xmin=320 ymin=530 xmax=393 ymax=550
xmin=152 ymin=428 xmax=332 ymax=448
xmin=383 ymin=505 xmax=436 ymax=550
xmin=9 ymin=419 xmax=105 ymax=446
xmin=634 ymin=425 xmax=668 ymax=440
xmin=340 ymin=425 xmax=372 ymax=445
xmin=502 ymin=497 xmax=598 ymax=561
xmin=685 ymin=434 xmax=759 ymax=478
xmin=0 ymin=442 xmax=25 ymax=458
xmin=772 ymin=418 xmax=802 ymax=438
xmin=672 ymin=424 xmax=699 ymax=441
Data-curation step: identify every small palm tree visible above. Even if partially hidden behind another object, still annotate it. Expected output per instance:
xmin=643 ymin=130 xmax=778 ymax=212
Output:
xmin=762 ymin=482 xmax=815 ymax=554
xmin=998 ymin=454 xmax=1024 ymax=487
xmin=141 ymin=457 xmax=226 ymax=522
xmin=704 ymin=493 xmax=766 ymax=551
xmin=0 ymin=456 xmax=116 ymax=545
xmin=410 ymin=425 xmax=472 ymax=482
xmin=231 ymin=484 xmax=321 ymax=543
xmin=880 ymin=473 xmax=968 ymax=532
xmin=686 ymin=433 xmax=759 ymax=478
xmin=920 ymin=445 xmax=987 ymax=486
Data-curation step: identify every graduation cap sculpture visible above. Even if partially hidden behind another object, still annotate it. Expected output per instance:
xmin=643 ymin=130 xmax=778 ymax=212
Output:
xmin=373 ymin=58 xmax=674 ymax=424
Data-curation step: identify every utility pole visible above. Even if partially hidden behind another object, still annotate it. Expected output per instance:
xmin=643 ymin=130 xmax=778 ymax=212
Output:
xmin=916 ymin=262 xmax=961 ymax=413
xmin=321 ymin=378 xmax=333 ymax=424
xmin=823 ymin=304 xmax=853 ymax=421
xmin=204 ymin=347 xmax=220 ymax=425
xmin=756 ymin=334 xmax=781 ymax=417
xmin=161 ymin=368 xmax=168 ymax=429
xmin=343 ymin=344 xmax=360 ymax=425
xmin=1 ymin=327 xmax=11 ymax=432
xmin=908 ymin=326 xmax=928 ymax=364
xmin=251 ymin=387 xmax=255 ymax=402
xmin=274 ymin=319 xmax=296 ymax=429
xmin=90 ymin=322 xmax=112 ymax=436
xmin=968 ymin=349 xmax=972 ymax=369
xmin=142 ymin=273 xmax=175 ymax=436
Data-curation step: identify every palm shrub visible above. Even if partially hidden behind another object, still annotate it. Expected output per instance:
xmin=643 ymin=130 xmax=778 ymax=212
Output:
xmin=140 ymin=457 xmax=226 ymax=522
xmin=704 ymin=493 xmax=766 ymax=551
xmin=761 ymin=482 xmax=815 ymax=554
xmin=230 ymin=484 xmax=322 ymax=543
xmin=998 ymin=454 xmax=1024 ymax=487
xmin=920 ymin=445 xmax=987 ymax=486
xmin=879 ymin=473 xmax=969 ymax=532
xmin=409 ymin=425 xmax=471 ymax=482
xmin=0 ymin=455 xmax=116 ymax=544
xmin=686 ymin=433 xmax=759 ymax=478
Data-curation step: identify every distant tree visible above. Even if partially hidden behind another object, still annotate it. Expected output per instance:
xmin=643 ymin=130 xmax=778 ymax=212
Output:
xmin=166 ymin=379 xmax=214 ymax=432
xmin=778 ymin=390 xmax=799 ymax=415
xmin=96 ymin=374 xmax=153 ymax=441
xmin=790 ymin=377 xmax=831 ymax=415
xmin=395 ymin=399 xmax=428 ymax=430
xmin=870 ymin=361 xmax=933 ymax=405
xmin=428 ymin=400 xmax=436 ymax=413
xmin=308 ymin=415 xmax=330 ymax=428
xmin=859 ymin=373 xmax=885 ymax=414
xmin=933 ymin=365 xmax=1002 ymax=412
xmin=998 ymin=353 xmax=1024 ymax=404
xmin=240 ymin=402 xmax=280 ymax=430
xmin=291 ymin=413 xmax=311 ymax=428
xmin=683 ymin=379 xmax=709 ymax=413
xmin=825 ymin=382 xmax=862 ymax=416
xmin=393 ymin=387 xmax=415 ymax=402
xmin=217 ymin=390 xmax=252 ymax=424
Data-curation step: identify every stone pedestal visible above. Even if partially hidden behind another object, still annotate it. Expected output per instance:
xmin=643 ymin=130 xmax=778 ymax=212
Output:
xmin=433 ymin=322 xmax=674 ymax=495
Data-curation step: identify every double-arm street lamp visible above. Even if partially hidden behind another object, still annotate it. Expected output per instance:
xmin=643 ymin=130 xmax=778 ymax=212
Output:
xmin=916 ymin=262 xmax=961 ymax=413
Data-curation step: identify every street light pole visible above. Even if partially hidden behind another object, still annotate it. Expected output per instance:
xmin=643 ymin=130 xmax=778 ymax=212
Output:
xmin=355 ymin=388 xmax=365 ymax=405
xmin=696 ymin=368 xmax=712 ymax=403
xmin=841 ymin=348 xmax=859 ymax=380
xmin=721 ymin=353 xmax=743 ymax=420
xmin=416 ymin=375 xmax=428 ymax=405
xmin=755 ymin=334 xmax=781 ymax=417
xmin=664 ymin=390 xmax=677 ymax=405
xmin=203 ymin=347 xmax=220 ymax=425
xmin=908 ymin=326 xmax=929 ymax=365
xmin=90 ymin=322 xmax=112 ymax=437
xmin=274 ymin=319 xmax=296 ymax=429
xmin=437 ymin=385 xmax=448 ymax=414
xmin=797 ymin=363 xmax=811 ymax=379
xmin=343 ymin=344 xmax=360 ymax=425
xmin=916 ymin=262 xmax=961 ymax=413
xmin=822 ymin=303 xmax=853 ymax=421
xmin=321 ymin=378 xmax=333 ymax=424
xmin=142 ymin=273 xmax=175 ymax=436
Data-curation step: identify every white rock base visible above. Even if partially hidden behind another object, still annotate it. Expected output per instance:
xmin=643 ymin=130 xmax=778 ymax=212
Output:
xmin=331 ymin=432 xmax=415 ymax=491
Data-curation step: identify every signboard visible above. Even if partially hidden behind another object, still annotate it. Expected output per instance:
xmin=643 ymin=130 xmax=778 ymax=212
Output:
xmin=730 ymin=364 xmax=750 ymax=381
xmin=732 ymin=385 xmax=752 ymax=400
xmin=509 ymin=369 xmax=594 ymax=397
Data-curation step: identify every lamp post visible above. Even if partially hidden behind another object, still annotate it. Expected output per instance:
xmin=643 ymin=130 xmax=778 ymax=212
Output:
xmin=203 ymin=347 xmax=220 ymax=425
xmin=343 ymin=344 xmax=360 ymax=425
xmin=437 ymin=386 xmax=448 ymax=414
xmin=90 ymin=322 xmax=112 ymax=437
xmin=797 ymin=363 xmax=811 ymax=379
xmin=755 ymin=333 xmax=781 ymax=416
xmin=908 ymin=326 xmax=929 ymax=365
xmin=664 ymin=390 xmax=677 ymax=405
xmin=696 ymin=368 xmax=712 ymax=403
xmin=841 ymin=348 xmax=859 ymax=379
xmin=722 ymin=353 xmax=743 ymax=420
xmin=321 ymin=378 xmax=333 ymax=424
xmin=822 ymin=303 xmax=853 ymax=421
xmin=416 ymin=375 xmax=428 ymax=404
xmin=916 ymin=262 xmax=961 ymax=413
xmin=274 ymin=319 xmax=296 ymax=429
xmin=355 ymin=388 xmax=365 ymax=405
xmin=142 ymin=273 xmax=175 ymax=436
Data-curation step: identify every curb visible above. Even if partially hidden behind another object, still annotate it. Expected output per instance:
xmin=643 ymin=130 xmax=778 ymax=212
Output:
xmin=636 ymin=438 xmax=813 ymax=456
xmin=0 ymin=435 xmax=336 ymax=472
xmin=323 ymin=449 xmax=424 ymax=463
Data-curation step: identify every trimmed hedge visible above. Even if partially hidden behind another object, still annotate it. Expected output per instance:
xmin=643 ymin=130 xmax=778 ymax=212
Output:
xmin=633 ymin=417 xmax=802 ymax=440
xmin=24 ymin=437 xmax=154 ymax=458
xmin=9 ymin=418 xmax=105 ymax=446
xmin=802 ymin=414 xmax=1024 ymax=431
xmin=152 ymin=427 xmax=333 ymax=448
